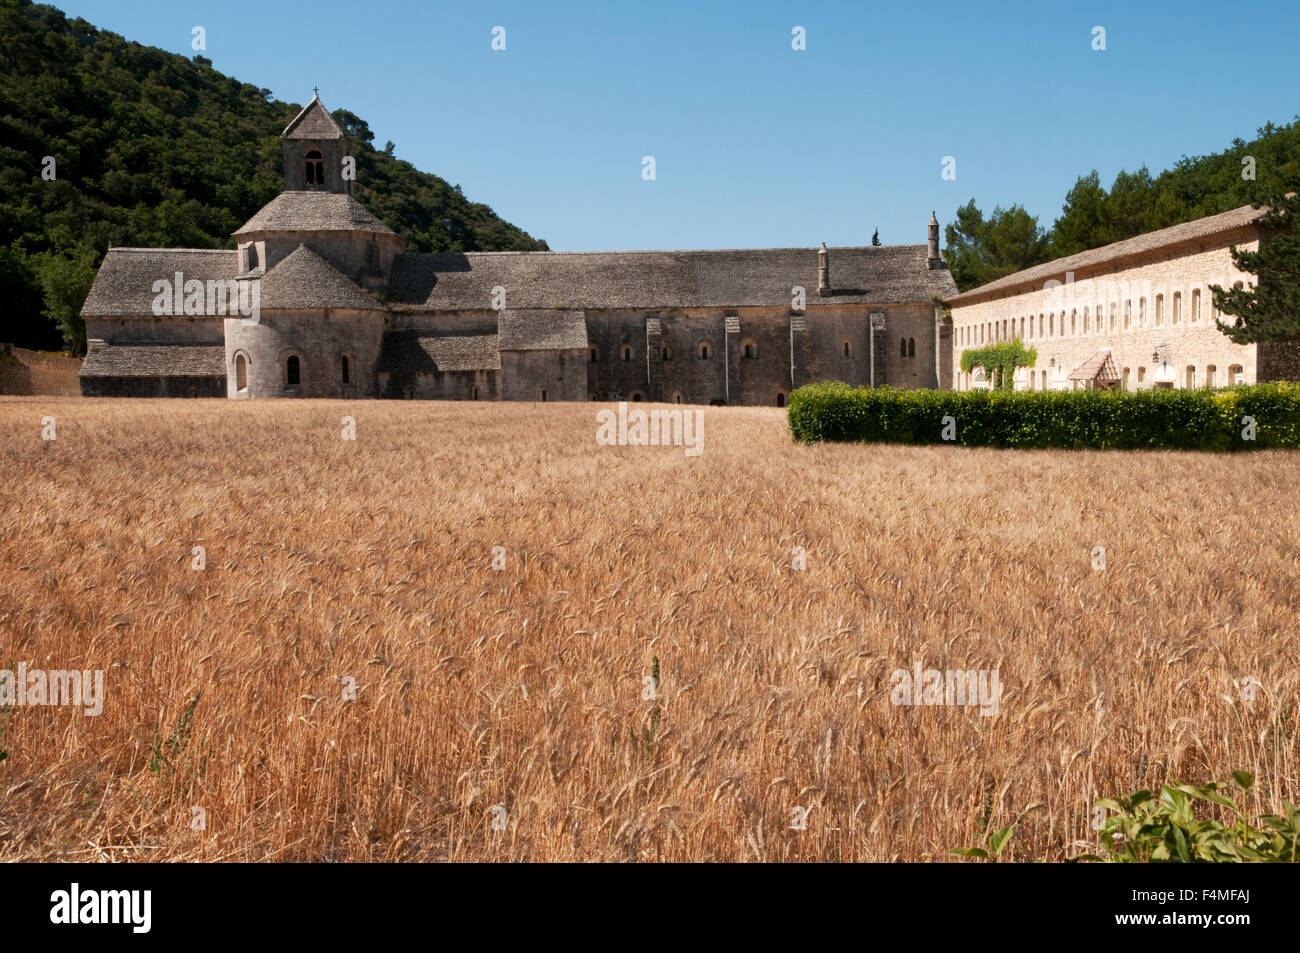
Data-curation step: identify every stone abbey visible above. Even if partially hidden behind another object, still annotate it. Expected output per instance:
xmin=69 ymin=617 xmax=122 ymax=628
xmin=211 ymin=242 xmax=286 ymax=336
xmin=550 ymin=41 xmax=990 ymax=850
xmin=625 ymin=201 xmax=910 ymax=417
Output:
xmin=79 ymin=95 xmax=956 ymax=402
xmin=79 ymin=94 xmax=1288 ymax=401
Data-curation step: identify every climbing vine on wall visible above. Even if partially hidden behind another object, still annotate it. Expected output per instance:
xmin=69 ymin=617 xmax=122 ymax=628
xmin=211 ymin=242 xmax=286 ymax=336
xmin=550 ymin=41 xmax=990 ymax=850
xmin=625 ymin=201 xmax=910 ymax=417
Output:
xmin=960 ymin=339 xmax=1038 ymax=389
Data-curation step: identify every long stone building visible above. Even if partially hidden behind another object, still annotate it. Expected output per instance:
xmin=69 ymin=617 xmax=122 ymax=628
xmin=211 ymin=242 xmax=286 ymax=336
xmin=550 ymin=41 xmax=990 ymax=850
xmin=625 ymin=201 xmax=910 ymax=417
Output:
xmin=80 ymin=95 xmax=956 ymax=403
xmin=945 ymin=205 xmax=1299 ymax=391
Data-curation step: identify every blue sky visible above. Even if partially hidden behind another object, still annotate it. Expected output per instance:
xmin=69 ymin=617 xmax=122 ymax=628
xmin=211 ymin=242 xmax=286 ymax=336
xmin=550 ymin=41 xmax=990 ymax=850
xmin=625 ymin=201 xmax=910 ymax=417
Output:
xmin=56 ymin=0 xmax=1300 ymax=251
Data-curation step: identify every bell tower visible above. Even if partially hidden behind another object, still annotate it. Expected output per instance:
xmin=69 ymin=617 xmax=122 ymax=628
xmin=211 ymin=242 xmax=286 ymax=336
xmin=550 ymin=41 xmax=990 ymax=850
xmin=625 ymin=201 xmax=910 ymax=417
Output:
xmin=281 ymin=91 xmax=352 ymax=194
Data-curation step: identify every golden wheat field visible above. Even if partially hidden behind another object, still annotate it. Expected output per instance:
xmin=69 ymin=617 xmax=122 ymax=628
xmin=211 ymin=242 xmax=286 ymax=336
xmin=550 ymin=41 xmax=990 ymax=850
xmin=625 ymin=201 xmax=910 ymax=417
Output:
xmin=0 ymin=396 xmax=1296 ymax=862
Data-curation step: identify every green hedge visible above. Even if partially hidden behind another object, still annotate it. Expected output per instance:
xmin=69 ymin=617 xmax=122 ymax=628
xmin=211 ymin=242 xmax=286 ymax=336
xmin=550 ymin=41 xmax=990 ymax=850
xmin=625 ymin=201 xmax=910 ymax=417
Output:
xmin=787 ymin=381 xmax=1300 ymax=450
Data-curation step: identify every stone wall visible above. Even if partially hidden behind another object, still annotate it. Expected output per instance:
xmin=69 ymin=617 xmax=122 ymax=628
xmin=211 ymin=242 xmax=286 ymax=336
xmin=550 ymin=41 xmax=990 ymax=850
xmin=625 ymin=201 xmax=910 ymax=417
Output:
xmin=948 ymin=235 xmax=1260 ymax=390
xmin=581 ymin=304 xmax=935 ymax=405
xmin=81 ymin=375 xmax=224 ymax=398
xmin=85 ymin=316 xmax=224 ymax=345
xmin=379 ymin=369 xmax=497 ymax=400
xmin=500 ymin=349 xmax=586 ymax=401
xmin=223 ymin=309 xmax=384 ymax=399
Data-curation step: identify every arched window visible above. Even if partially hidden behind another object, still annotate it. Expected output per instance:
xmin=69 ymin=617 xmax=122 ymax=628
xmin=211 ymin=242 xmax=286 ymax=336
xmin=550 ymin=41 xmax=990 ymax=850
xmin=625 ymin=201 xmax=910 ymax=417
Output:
xmin=842 ymin=339 xmax=853 ymax=358
xmin=590 ymin=347 xmax=599 ymax=363
xmin=1139 ymin=297 xmax=1147 ymax=327
xmin=1122 ymin=367 xmax=1130 ymax=389
xmin=406 ymin=387 xmax=415 ymax=399
xmin=1019 ymin=316 xmax=1025 ymax=338
xmin=742 ymin=340 xmax=757 ymax=359
xmin=539 ymin=388 xmax=548 ymax=402
xmin=1173 ymin=292 xmax=1182 ymax=324
xmin=1109 ymin=303 xmax=1117 ymax=330
xmin=1155 ymin=295 xmax=1163 ymax=327
xmin=630 ymin=392 xmax=643 ymax=402
xmin=1083 ymin=307 xmax=1089 ymax=333
xmin=285 ymin=354 xmax=300 ymax=389
xmin=235 ymin=353 xmax=248 ymax=392
xmin=340 ymin=354 xmax=350 ymax=385
xmin=1206 ymin=364 xmax=1217 ymax=388
xmin=304 ymin=149 xmax=325 ymax=187
xmin=907 ymin=337 xmax=915 ymax=357
xmin=1071 ymin=310 xmax=1077 ymax=335
xmin=1192 ymin=288 xmax=1201 ymax=322
xmin=672 ymin=391 xmax=682 ymax=404
xmin=621 ymin=345 xmax=632 ymax=362
xmin=1049 ymin=313 xmax=1054 ymax=336
xmin=1124 ymin=300 xmax=1131 ymax=329
xmin=662 ymin=346 xmax=672 ymax=361
xmin=1185 ymin=365 xmax=1196 ymax=389
xmin=247 ymin=243 xmax=259 ymax=271
xmin=900 ymin=337 xmax=907 ymax=357
xmin=472 ymin=385 xmax=479 ymax=400
xmin=697 ymin=342 xmax=711 ymax=360
xmin=1137 ymin=366 xmax=1146 ymax=384
xmin=776 ymin=392 xmax=786 ymax=407
xmin=1229 ymin=363 xmax=1243 ymax=384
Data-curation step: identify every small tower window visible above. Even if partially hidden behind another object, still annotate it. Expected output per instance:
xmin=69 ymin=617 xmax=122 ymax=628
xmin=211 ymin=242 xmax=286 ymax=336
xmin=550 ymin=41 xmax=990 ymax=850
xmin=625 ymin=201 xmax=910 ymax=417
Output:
xmin=304 ymin=149 xmax=325 ymax=186
xmin=285 ymin=355 xmax=300 ymax=388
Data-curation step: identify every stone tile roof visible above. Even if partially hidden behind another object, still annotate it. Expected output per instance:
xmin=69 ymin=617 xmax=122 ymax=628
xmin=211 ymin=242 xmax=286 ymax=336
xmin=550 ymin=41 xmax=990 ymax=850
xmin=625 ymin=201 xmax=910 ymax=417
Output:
xmin=282 ymin=95 xmax=345 ymax=140
xmin=386 ymin=244 xmax=956 ymax=311
xmin=497 ymin=309 xmax=588 ymax=350
xmin=80 ymin=343 xmax=226 ymax=378
xmin=234 ymin=191 xmax=396 ymax=236
xmin=377 ymin=331 xmax=500 ymax=373
xmin=947 ymin=205 xmax=1264 ymax=305
xmin=260 ymin=245 xmax=384 ymax=311
xmin=1068 ymin=349 xmax=1120 ymax=383
xmin=82 ymin=248 xmax=239 ymax=317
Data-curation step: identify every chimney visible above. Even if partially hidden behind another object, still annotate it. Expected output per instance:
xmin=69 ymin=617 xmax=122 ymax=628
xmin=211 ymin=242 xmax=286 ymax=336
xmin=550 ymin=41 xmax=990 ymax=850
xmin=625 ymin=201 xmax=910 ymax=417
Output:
xmin=817 ymin=242 xmax=830 ymax=296
xmin=927 ymin=212 xmax=942 ymax=269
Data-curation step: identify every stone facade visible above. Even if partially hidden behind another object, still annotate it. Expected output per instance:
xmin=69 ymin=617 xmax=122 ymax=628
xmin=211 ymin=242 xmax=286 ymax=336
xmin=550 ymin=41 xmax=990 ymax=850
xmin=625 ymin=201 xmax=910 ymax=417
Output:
xmin=80 ymin=95 xmax=957 ymax=402
xmin=945 ymin=206 xmax=1296 ymax=391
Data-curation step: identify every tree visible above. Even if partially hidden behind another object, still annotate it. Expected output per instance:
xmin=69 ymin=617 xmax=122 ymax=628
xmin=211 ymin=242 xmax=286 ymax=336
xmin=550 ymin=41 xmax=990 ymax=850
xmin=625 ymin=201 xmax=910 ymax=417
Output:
xmin=1211 ymin=193 xmax=1300 ymax=344
xmin=34 ymin=246 xmax=98 ymax=354
xmin=1048 ymin=171 xmax=1107 ymax=258
xmin=943 ymin=199 xmax=1049 ymax=292
xmin=871 ymin=228 xmax=881 ymax=246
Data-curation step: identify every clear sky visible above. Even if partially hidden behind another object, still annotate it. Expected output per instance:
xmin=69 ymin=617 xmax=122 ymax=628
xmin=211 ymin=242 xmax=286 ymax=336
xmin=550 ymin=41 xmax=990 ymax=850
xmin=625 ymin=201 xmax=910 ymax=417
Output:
xmin=53 ymin=0 xmax=1300 ymax=251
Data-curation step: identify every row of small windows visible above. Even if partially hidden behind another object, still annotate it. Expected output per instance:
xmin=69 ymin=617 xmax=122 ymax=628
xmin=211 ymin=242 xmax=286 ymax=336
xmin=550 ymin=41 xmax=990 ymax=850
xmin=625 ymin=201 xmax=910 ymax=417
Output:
xmin=957 ymin=284 xmax=1245 ymax=347
xmin=232 ymin=352 xmax=354 ymax=393
xmin=960 ymin=362 xmax=1244 ymax=392
xmin=592 ymin=339 xmax=859 ymax=362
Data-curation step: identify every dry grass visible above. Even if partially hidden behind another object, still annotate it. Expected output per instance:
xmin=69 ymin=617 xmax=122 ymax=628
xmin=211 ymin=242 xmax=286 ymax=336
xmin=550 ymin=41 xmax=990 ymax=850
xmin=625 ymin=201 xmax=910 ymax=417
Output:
xmin=0 ymin=396 xmax=1296 ymax=862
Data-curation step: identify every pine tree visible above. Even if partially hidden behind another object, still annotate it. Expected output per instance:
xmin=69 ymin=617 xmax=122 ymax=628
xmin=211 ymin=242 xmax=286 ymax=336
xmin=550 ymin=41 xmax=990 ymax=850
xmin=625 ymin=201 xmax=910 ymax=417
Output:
xmin=871 ymin=228 xmax=881 ymax=246
xmin=1211 ymin=193 xmax=1300 ymax=344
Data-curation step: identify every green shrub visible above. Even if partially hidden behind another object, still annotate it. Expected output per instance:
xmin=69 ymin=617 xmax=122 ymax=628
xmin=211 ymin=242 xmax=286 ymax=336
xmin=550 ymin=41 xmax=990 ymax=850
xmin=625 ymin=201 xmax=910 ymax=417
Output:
xmin=950 ymin=772 xmax=1300 ymax=862
xmin=1080 ymin=772 xmax=1300 ymax=863
xmin=787 ymin=381 xmax=1300 ymax=451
